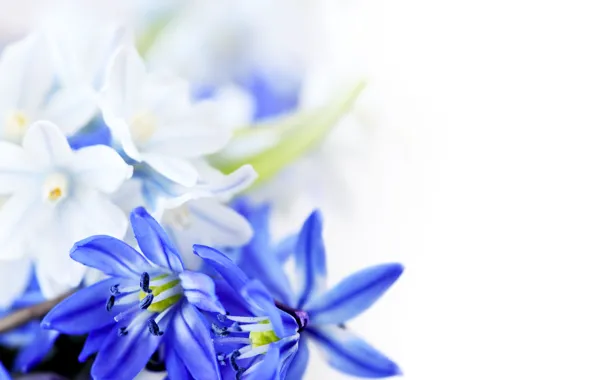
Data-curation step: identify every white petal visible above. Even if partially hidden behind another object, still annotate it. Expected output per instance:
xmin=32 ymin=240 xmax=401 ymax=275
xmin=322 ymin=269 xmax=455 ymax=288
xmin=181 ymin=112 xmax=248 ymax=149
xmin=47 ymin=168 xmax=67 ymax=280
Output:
xmin=145 ymin=122 xmax=232 ymax=158
xmin=195 ymin=163 xmax=257 ymax=200
xmin=35 ymin=254 xmax=86 ymax=298
xmin=22 ymin=121 xmax=73 ymax=167
xmin=71 ymin=145 xmax=133 ymax=194
xmin=0 ymin=191 xmax=43 ymax=260
xmin=0 ymin=258 xmax=32 ymax=308
xmin=0 ymin=142 xmax=38 ymax=194
xmin=101 ymin=45 xmax=147 ymax=119
xmin=0 ymin=33 xmax=54 ymax=114
xmin=41 ymin=86 xmax=98 ymax=135
xmin=143 ymin=153 xmax=199 ymax=187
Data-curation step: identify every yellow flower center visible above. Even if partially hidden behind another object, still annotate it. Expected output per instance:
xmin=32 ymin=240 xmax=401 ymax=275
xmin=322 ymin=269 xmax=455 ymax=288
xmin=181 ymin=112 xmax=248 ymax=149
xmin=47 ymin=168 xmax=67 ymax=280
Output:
xmin=249 ymin=321 xmax=281 ymax=347
xmin=4 ymin=110 xmax=30 ymax=143
xmin=130 ymin=111 xmax=157 ymax=144
xmin=139 ymin=274 xmax=182 ymax=313
xmin=42 ymin=173 xmax=69 ymax=204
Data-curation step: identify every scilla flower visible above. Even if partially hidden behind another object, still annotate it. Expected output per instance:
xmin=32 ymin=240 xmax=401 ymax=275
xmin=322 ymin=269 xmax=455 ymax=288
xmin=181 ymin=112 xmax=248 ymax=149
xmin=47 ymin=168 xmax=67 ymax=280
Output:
xmin=42 ymin=207 xmax=223 ymax=379
xmin=0 ymin=121 xmax=132 ymax=297
xmin=99 ymin=44 xmax=232 ymax=188
xmin=194 ymin=245 xmax=300 ymax=379
xmin=0 ymin=33 xmax=97 ymax=144
xmin=234 ymin=201 xmax=404 ymax=378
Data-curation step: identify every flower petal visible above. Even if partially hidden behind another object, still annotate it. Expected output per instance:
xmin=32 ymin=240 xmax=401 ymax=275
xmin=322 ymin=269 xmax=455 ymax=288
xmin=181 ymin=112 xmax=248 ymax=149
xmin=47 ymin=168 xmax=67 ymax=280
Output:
xmin=244 ymin=342 xmax=280 ymax=380
xmin=0 ymin=258 xmax=32 ymax=309
xmin=79 ymin=324 xmax=112 ymax=362
xmin=164 ymin=337 xmax=193 ymax=380
xmin=22 ymin=121 xmax=74 ymax=166
xmin=91 ymin=312 xmax=167 ymax=380
xmin=0 ymin=191 xmax=43 ymax=261
xmin=71 ymin=145 xmax=132 ymax=193
xmin=70 ymin=235 xmax=154 ymax=278
xmin=14 ymin=328 xmax=60 ymax=372
xmin=285 ymin=338 xmax=309 ymax=380
xmin=41 ymin=277 xmax=123 ymax=334
xmin=235 ymin=203 xmax=294 ymax=305
xmin=143 ymin=153 xmax=199 ymax=187
xmin=193 ymin=245 xmax=248 ymax=291
xmin=306 ymin=325 xmax=401 ymax=378
xmin=197 ymin=164 xmax=258 ymax=200
xmin=0 ymin=362 xmax=9 ymax=380
xmin=178 ymin=270 xmax=225 ymax=314
xmin=0 ymin=142 xmax=37 ymax=194
xmin=130 ymin=207 xmax=184 ymax=272
xmin=41 ymin=86 xmax=98 ymax=135
xmin=295 ymin=210 xmax=327 ymax=308
xmin=169 ymin=302 xmax=220 ymax=379
xmin=242 ymin=279 xmax=297 ymax=339
xmin=305 ymin=263 xmax=404 ymax=325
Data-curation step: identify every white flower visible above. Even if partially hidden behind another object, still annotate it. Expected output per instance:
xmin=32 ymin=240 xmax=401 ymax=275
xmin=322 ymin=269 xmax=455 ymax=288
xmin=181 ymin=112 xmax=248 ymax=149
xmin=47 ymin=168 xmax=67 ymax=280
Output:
xmin=0 ymin=258 xmax=31 ymax=309
xmin=0 ymin=33 xmax=97 ymax=143
xmin=0 ymin=121 xmax=132 ymax=297
xmin=99 ymin=45 xmax=232 ymax=188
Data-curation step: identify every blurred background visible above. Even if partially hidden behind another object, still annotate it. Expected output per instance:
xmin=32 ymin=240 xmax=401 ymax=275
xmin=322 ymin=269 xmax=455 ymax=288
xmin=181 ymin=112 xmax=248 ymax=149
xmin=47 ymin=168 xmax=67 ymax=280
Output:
xmin=3 ymin=0 xmax=596 ymax=379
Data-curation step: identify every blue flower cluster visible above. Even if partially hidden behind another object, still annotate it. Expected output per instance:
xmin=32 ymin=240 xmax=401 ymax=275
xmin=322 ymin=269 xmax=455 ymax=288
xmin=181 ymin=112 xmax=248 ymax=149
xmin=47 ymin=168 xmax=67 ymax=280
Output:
xmin=34 ymin=203 xmax=403 ymax=379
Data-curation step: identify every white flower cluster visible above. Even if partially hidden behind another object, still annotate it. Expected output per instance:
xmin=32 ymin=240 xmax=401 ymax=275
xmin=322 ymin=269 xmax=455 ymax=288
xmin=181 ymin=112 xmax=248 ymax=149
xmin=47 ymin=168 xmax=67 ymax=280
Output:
xmin=0 ymin=30 xmax=256 ymax=305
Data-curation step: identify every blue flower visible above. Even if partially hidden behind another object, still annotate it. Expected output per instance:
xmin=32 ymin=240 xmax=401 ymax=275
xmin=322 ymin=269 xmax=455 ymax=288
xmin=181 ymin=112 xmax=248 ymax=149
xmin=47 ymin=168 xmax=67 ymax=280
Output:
xmin=193 ymin=245 xmax=300 ymax=379
xmin=233 ymin=200 xmax=404 ymax=378
xmin=42 ymin=207 xmax=224 ymax=379
xmin=0 ymin=271 xmax=60 ymax=374
xmin=0 ymin=362 xmax=9 ymax=380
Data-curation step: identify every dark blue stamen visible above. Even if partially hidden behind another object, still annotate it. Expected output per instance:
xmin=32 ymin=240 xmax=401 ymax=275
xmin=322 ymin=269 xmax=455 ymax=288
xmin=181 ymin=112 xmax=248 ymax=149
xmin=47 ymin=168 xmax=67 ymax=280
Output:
xmin=212 ymin=323 xmax=230 ymax=337
xmin=139 ymin=293 xmax=154 ymax=310
xmin=118 ymin=327 xmax=128 ymax=336
xmin=105 ymin=295 xmax=115 ymax=311
xmin=230 ymin=350 xmax=241 ymax=371
xmin=140 ymin=272 xmax=151 ymax=293
xmin=235 ymin=367 xmax=246 ymax=380
xmin=110 ymin=284 xmax=120 ymax=295
xmin=147 ymin=319 xmax=163 ymax=336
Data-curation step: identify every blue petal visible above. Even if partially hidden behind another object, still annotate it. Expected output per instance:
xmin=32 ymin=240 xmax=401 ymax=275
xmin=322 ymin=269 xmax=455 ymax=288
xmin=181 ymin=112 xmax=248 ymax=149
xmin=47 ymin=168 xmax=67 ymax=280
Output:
xmin=240 ymin=72 xmax=300 ymax=121
xmin=306 ymin=325 xmax=401 ymax=378
xmin=68 ymin=120 xmax=112 ymax=150
xmin=0 ymin=362 xmax=9 ymax=380
xmin=79 ymin=324 xmax=112 ymax=362
xmin=295 ymin=210 xmax=327 ymax=308
xmin=70 ymin=235 xmax=154 ymax=278
xmin=130 ymin=207 xmax=184 ymax=273
xmin=285 ymin=338 xmax=309 ymax=379
xmin=42 ymin=278 xmax=123 ymax=334
xmin=169 ymin=302 xmax=220 ymax=379
xmin=244 ymin=342 xmax=280 ymax=380
xmin=305 ymin=263 xmax=404 ymax=325
xmin=193 ymin=245 xmax=249 ymax=291
xmin=13 ymin=328 xmax=60 ymax=372
xmin=274 ymin=234 xmax=297 ymax=263
xmin=91 ymin=312 xmax=169 ymax=379
xmin=242 ymin=280 xmax=297 ymax=339
xmin=164 ymin=337 xmax=193 ymax=380
xmin=178 ymin=270 xmax=225 ymax=314
xmin=235 ymin=203 xmax=295 ymax=305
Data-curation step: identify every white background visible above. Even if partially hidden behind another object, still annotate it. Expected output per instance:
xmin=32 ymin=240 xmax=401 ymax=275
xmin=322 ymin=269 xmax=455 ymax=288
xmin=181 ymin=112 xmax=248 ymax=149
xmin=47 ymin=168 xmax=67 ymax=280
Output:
xmin=315 ymin=0 xmax=596 ymax=379
xmin=3 ymin=0 xmax=596 ymax=379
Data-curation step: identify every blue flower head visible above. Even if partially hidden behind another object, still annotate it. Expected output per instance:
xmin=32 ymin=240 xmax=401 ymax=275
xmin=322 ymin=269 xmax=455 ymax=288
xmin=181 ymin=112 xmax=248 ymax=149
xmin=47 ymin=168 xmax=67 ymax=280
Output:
xmin=194 ymin=245 xmax=300 ymax=379
xmin=42 ymin=207 xmax=225 ymax=379
xmin=234 ymin=199 xmax=404 ymax=378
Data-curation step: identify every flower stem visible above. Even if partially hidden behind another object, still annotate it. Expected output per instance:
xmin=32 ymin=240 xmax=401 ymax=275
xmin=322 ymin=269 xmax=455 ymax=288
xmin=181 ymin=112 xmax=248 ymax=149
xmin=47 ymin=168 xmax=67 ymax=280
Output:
xmin=0 ymin=291 xmax=74 ymax=333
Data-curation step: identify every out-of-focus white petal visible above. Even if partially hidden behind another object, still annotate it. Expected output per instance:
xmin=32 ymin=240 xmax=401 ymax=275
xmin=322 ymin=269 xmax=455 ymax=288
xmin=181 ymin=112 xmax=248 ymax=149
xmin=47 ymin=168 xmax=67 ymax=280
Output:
xmin=41 ymin=86 xmax=98 ymax=135
xmin=194 ymin=163 xmax=257 ymax=200
xmin=0 ymin=33 xmax=54 ymax=115
xmin=145 ymin=121 xmax=232 ymax=158
xmin=71 ymin=145 xmax=132 ymax=194
xmin=35 ymin=254 xmax=86 ymax=298
xmin=143 ymin=153 xmax=199 ymax=187
xmin=0 ymin=142 xmax=38 ymax=194
xmin=0 ymin=258 xmax=32 ymax=308
xmin=22 ymin=121 xmax=73 ymax=167
xmin=0 ymin=191 xmax=43 ymax=260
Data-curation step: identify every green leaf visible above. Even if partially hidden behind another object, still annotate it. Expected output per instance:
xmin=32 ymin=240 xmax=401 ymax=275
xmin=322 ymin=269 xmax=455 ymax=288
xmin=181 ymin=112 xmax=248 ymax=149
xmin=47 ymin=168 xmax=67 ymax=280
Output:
xmin=210 ymin=81 xmax=366 ymax=189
